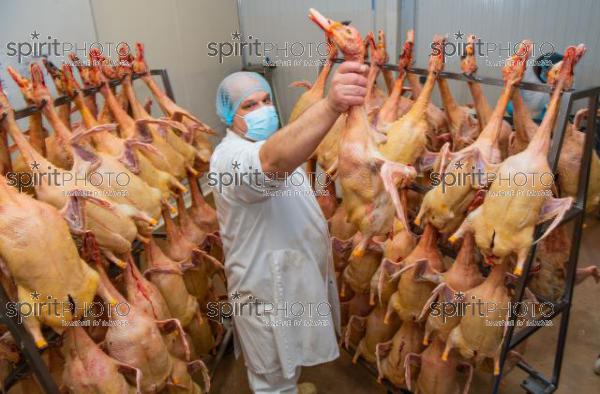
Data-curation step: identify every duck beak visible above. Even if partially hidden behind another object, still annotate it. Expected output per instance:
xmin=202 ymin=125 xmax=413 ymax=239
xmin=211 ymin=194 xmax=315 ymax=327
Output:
xmin=309 ymin=8 xmax=333 ymax=33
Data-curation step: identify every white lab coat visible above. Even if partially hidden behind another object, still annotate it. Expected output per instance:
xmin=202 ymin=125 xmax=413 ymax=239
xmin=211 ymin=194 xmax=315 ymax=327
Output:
xmin=209 ymin=130 xmax=340 ymax=379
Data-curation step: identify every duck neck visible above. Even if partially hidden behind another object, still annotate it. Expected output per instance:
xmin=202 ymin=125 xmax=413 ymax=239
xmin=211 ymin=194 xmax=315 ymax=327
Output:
xmin=378 ymin=71 xmax=407 ymax=124
xmin=453 ymin=232 xmax=476 ymax=270
xmin=142 ymin=74 xmax=174 ymax=113
xmin=365 ymin=64 xmax=381 ymax=103
xmin=122 ymin=76 xmax=150 ymax=119
xmin=144 ymin=237 xmax=169 ymax=267
xmin=176 ymin=194 xmax=190 ymax=226
xmin=467 ymin=81 xmax=492 ymax=126
xmin=383 ymin=69 xmax=395 ymax=95
xmin=438 ymin=77 xmax=459 ymax=115
xmin=2 ymin=111 xmax=48 ymax=167
xmin=74 ymin=93 xmax=99 ymax=129
xmin=419 ymin=224 xmax=439 ymax=250
xmin=100 ymin=83 xmax=136 ymax=136
xmin=189 ymin=175 xmax=208 ymax=209
xmin=42 ymin=103 xmax=71 ymax=140
xmin=527 ymin=79 xmax=565 ymax=156
xmin=407 ymin=73 xmax=423 ymax=99
xmin=408 ymin=70 xmax=437 ymax=116
xmin=477 ymin=82 xmax=514 ymax=144
xmin=161 ymin=203 xmax=182 ymax=241
xmin=28 ymin=113 xmax=47 ymax=155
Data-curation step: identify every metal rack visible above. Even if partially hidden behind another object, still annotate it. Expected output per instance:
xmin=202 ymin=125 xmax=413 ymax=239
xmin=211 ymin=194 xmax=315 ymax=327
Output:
xmin=324 ymin=57 xmax=599 ymax=394
xmin=0 ymin=68 xmax=231 ymax=393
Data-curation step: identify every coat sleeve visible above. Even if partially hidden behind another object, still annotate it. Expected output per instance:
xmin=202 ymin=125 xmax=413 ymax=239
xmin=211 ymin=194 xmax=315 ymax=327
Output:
xmin=209 ymin=140 xmax=285 ymax=203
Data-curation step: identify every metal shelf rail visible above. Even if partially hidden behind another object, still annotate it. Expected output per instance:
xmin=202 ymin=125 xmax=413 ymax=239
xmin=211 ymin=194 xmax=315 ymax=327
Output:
xmin=0 ymin=68 xmax=229 ymax=393
xmin=323 ymin=57 xmax=599 ymax=394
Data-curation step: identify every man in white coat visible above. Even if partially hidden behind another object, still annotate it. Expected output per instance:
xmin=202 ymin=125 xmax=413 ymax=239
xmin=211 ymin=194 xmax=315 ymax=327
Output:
xmin=210 ymin=61 xmax=368 ymax=394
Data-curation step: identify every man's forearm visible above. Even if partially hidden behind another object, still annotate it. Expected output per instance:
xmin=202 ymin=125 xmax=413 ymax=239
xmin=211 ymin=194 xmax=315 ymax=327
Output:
xmin=259 ymin=99 xmax=340 ymax=176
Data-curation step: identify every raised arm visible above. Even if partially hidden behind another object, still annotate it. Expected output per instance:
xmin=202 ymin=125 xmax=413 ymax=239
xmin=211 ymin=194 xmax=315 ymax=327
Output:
xmin=259 ymin=61 xmax=368 ymax=176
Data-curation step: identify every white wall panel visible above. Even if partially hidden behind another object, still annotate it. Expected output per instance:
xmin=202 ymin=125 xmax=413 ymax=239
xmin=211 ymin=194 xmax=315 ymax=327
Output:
xmin=0 ymin=0 xmax=97 ymax=109
xmin=0 ymin=0 xmax=240 ymax=136
xmin=90 ymin=0 xmax=241 ymax=135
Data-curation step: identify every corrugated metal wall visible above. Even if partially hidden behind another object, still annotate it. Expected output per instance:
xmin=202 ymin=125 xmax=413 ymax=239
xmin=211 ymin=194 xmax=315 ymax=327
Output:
xmin=240 ymin=0 xmax=599 ymax=116
xmin=406 ymin=0 xmax=600 ymax=105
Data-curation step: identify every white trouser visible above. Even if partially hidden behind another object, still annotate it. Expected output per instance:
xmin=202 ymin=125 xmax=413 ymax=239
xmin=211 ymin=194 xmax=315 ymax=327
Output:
xmin=246 ymin=366 xmax=301 ymax=394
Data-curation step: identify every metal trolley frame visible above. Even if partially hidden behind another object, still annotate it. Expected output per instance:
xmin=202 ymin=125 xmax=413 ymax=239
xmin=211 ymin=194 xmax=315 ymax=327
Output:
xmin=0 ymin=68 xmax=231 ymax=393
xmin=325 ymin=57 xmax=599 ymax=394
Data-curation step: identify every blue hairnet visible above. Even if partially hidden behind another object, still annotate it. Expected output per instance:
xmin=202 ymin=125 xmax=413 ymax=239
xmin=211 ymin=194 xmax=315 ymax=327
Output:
xmin=216 ymin=71 xmax=273 ymax=125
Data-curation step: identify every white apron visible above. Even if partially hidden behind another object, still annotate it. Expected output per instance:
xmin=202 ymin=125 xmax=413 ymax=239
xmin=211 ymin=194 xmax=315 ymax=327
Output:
xmin=209 ymin=130 xmax=340 ymax=378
